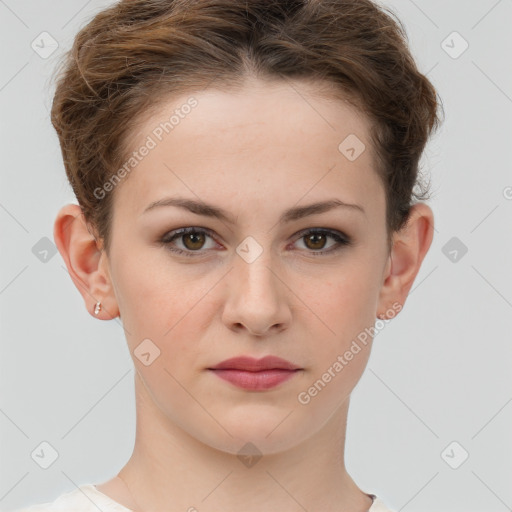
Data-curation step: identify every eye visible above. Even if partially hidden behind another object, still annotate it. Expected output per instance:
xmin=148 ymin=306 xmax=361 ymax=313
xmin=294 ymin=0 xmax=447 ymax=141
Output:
xmin=291 ymin=228 xmax=352 ymax=255
xmin=160 ymin=227 xmax=218 ymax=257
xmin=160 ymin=227 xmax=351 ymax=258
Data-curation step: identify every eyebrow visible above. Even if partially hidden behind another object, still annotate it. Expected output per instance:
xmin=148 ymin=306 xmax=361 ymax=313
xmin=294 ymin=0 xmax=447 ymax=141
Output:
xmin=142 ymin=197 xmax=365 ymax=224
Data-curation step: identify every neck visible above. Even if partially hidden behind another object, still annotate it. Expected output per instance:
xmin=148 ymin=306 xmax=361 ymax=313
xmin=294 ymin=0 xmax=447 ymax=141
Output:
xmin=115 ymin=372 xmax=372 ymax=512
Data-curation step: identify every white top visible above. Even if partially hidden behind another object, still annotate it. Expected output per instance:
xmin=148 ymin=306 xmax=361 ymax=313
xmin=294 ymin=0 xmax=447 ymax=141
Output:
xmin=13 ymin=484 xmax=395 ymax=511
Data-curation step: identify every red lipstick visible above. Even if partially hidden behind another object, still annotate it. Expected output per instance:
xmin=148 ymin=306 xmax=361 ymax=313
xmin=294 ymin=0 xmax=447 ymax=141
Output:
xmin=208 ymin=356 xmax=302 ymax=391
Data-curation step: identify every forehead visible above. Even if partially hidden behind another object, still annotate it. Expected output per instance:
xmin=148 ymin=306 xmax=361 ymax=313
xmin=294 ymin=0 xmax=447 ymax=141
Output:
xmin=113 ymin=78 xmax=384 ymax=222
xmin=125 ymin=77 xmax=373 ymax=158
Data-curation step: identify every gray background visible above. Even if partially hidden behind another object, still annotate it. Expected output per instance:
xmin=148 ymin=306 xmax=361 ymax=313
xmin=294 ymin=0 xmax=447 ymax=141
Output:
xmin=1 ymin=1 xmax=511 ymax=511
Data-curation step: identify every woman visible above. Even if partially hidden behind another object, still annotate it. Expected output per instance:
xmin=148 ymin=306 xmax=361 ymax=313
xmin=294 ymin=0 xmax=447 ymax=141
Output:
xmin=16 ymin=0 xmax=442 ymax=510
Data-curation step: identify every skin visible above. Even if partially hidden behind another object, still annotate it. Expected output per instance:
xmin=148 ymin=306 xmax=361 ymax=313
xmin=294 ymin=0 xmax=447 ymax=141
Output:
xmin=54 ymin=77 xmax=434 ymax=512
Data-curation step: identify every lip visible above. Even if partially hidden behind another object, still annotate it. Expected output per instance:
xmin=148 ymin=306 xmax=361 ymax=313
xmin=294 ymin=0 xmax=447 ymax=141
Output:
xmin=209 ymin=355 xmax=301 ymax=371
xmin=208 ymin=356 xmax=302 ymax=391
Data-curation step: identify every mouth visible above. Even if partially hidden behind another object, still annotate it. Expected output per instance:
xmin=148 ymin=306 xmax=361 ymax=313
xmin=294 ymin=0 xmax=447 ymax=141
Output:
xmin=207 ymin=355 xmax=302 ymax=391
xmin=209 ymin=355 xmax=301 ymax=372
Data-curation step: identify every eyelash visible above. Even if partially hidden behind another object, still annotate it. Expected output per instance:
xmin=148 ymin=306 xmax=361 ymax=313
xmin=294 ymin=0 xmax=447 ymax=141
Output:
xmin=160 ymin=227 xmax=352 ymax=258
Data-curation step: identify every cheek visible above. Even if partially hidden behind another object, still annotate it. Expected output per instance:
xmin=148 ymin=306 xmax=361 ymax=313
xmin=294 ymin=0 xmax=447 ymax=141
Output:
xmin=111 ymin=253 xmax=216 ymax=355
xmin=111 ymin=246 xmax=177 ymax=314
xmin=297 ymin=267 xmax=380 ymax=400
xmin=299 ymin=280 xmax=376 ymax=411
xmin=304 ymin=263 xmax=381 ymax=336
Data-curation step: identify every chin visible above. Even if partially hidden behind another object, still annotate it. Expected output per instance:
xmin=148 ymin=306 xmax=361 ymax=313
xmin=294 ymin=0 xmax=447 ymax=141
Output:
xmin=191 ymin=408 xmax=312 ymax=457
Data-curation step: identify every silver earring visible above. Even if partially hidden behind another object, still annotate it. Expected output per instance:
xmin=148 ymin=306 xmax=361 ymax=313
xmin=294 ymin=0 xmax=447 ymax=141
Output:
xmin=94 ymin=301 xmax=102 ymax=315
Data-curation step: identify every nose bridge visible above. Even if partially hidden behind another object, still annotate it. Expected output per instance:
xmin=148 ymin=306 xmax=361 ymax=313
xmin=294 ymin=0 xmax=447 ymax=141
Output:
xmin=234 ymin=235 xmax=280 ymax=301
xmin=223 ymin=234 xmax=290 ymax=335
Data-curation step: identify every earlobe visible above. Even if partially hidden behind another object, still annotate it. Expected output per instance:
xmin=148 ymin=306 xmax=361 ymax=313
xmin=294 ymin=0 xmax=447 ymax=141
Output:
xmin=377 ymin=203 xmax=434 ymax=318
xmin=53 ymin=203 xmax=119 ymax=320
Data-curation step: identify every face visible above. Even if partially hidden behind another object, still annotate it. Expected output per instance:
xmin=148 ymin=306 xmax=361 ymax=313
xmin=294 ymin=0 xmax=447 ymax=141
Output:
xmin=103 ymin=78 xmax=391 ymax=454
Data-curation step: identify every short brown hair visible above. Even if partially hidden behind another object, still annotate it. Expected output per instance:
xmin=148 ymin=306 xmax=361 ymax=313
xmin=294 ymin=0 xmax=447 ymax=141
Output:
xmin=51 ymin=0 xmax=443 ymax=254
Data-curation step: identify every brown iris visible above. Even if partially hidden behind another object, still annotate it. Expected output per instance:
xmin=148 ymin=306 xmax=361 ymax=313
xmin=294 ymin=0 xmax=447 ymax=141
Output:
xmin=303 ymin=232 xmax=327 ymax=250
xmin=182 ymin=232 xmax=206 ymax=250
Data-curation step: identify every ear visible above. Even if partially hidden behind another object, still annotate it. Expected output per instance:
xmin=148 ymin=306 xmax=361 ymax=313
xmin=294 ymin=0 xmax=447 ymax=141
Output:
xmin=376 ymin=203 xmax=434 ymax=319
xmin=53 ymin=203 xmax=119 ymax=320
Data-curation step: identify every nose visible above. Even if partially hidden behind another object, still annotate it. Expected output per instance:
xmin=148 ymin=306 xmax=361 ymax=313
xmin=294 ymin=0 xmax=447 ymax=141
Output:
xmin=221 ymin=247 xmax=292 ymax=337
